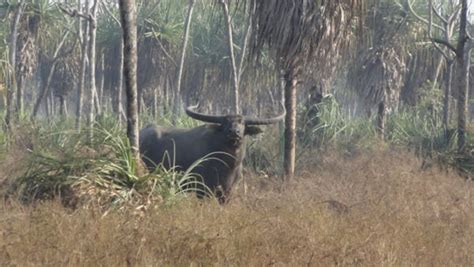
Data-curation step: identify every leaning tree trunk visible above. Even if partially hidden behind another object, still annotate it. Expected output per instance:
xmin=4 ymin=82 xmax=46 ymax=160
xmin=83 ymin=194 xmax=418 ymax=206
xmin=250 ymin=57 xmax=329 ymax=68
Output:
xmin=221 ymin=0 xmax=239 ymax=114
xmin=283 ymin=69 xmax=297 ymax=180
xmin=31 ymin=31 xmax=69 ymax=119
xmin=172 ymin=0 xmax=195 ymax=124
xmin=119 ymin=0 xmax=139 ymax=161
xmin=5 ymin=1 xmax=24 ymax=129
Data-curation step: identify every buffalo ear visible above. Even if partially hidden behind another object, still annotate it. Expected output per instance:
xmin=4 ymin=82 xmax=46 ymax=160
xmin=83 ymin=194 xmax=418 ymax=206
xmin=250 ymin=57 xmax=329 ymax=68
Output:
xmin=245 ymin=126 xmax=263 ymax=135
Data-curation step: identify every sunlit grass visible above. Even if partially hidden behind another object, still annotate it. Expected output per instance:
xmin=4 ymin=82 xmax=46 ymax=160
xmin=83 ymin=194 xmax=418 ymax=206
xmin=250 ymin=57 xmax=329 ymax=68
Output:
xmin=1 ymin=148 xmax=473 ymax=265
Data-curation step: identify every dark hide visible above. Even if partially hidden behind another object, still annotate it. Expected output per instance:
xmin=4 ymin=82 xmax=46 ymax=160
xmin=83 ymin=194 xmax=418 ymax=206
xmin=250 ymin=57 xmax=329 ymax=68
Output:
xmin=139 ymin=115 xmax=260 ymax=203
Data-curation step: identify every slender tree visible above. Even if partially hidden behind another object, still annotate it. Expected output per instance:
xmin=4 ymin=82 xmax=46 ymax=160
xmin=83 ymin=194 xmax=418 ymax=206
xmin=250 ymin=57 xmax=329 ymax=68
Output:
xmin=87 ymin=0 xmax=99 ymax=136
xmin=5 ymin=1 xmax=24 ymax=129
xmin=119 ymin=0 xmax=139 ymax=161
xmin=453 ymin=0 xmax=469 ymax=152
xmin=31 ymin=31 xmax=70 ymax=119
xmin=102 ymin=1 xmax=124 ymax=126
xmin=220 ymin=0 xmax=239 ymax=113
xmin=172 ymin=0 xmax=195 ymax=124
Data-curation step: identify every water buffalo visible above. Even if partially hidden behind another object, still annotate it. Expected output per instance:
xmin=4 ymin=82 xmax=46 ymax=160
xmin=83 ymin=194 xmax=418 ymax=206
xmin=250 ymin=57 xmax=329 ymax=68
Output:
xmin=139 ymin=105 xmax=285 ymax=203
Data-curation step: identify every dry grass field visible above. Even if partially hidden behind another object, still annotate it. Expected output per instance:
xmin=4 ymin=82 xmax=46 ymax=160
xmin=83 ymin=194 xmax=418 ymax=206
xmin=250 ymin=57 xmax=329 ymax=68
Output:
xmin=0 ymin=147 xmax=473 ymax=266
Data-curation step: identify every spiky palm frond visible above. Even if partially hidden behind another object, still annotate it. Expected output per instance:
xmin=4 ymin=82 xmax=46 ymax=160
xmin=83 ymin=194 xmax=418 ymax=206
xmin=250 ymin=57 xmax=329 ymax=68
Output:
xmin=347 ymin=0 xmax=418 ymax=111
xmin=249 ymin=0 xmax=362 ymax=77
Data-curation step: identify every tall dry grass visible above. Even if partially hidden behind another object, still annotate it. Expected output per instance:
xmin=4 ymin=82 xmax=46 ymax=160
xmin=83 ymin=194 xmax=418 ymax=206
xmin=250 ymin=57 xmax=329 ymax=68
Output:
xmin=1 ymin=147 xmax=473 ymax=266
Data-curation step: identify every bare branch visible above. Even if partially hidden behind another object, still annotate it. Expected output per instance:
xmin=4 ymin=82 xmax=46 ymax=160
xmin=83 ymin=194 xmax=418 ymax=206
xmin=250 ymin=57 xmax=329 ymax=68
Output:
xmin=447 ymin=4 xmax=461 ymax=23
xmin=431 ymin=4 xmax=448 ymax=25
xmin=156 ymin=38 xmax=177 ymax=67
xmin=57 ymin=3 xmax=91 ymax=21
xmin=101 ymin=0 xmax=121 ymax=26
xmin=406 ymin=0 xmax=444 ymax=31
xmin=432 ymin=38 xmax=457 ymax=52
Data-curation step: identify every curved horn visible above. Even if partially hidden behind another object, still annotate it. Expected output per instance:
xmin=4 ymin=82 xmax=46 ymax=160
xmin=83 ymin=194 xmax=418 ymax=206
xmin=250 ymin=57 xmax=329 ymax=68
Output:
xmin=185 ymin=104 xmax=225 ymax=124
xmin=244 ymin=103 xmax=286 ymax=125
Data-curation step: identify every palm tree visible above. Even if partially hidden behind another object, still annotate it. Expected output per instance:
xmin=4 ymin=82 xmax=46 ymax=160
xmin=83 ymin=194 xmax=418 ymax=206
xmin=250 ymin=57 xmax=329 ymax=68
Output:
xmin=348 ymin=1 xmax=413 ymax=138
xmin=119 ymin=0 xmax=139 ymax=162
xmin=249 ymin=0 xmax=362 ymax=180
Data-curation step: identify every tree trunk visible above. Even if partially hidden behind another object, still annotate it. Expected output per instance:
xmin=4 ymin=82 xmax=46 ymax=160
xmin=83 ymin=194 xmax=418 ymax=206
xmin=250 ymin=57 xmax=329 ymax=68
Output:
xmin=153 ymin=86 xmax=158 ymax=119
xmin=456 ymin=0 xmax=469 ymax=153
xmin=59 ymin=95 xmax=66 ymax=119
xmin=5 ymin=1 xmax=24 ymax=129
xmin=431 ymin=53 xmax=445 ymax=91
xmin=75 ymin=0 xmax=89 ymax=130
xmin=32 ymin=31 xmax=69 ymax=120
xmin=88 ymin=0 xmax=99 ymax=137
xmin=173 ymin=0 xmax=195 ymax=124
xmin=119 ymin=0 xmax=139 ymax=161
xmin=283 ymin=71 xmax=297 ymax=180
xmin=32 ymin=61 xmax=59 ymax=119
xmin=443 ymin=60 xmax=454 ymax=133
xmin=376 ymin=99 xmax=385 ymax=139
xmin=116 ymin=40 xmax=124 ymax=126
xmin=99 ymin=51 xmax=105 ymax=114
xmin=16 ymin=75 xmax=24 ymax=120
xmin=221 ymin=0 xmax=239 ymax=114
xmin=49 ymin=89 xmax=55 ymax=119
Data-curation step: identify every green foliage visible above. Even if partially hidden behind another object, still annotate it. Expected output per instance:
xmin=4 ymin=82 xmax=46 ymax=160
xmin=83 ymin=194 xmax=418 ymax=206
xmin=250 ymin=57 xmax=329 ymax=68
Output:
xmin=8 ymin=117 xmax=216 ymax=211
xmin=298 ymin=96 xmax=378 ymax=156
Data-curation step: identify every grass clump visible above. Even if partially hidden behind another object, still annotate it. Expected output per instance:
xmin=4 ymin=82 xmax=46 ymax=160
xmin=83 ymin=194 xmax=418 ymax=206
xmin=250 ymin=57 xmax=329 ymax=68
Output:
xmin=5 ymin=118 xmax=214 ymax=211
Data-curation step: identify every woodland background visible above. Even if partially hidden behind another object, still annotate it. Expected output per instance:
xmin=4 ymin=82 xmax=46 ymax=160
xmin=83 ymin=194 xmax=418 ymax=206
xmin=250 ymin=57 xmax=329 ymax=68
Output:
xmin=0 ymin=0 xmax=473 ymax=265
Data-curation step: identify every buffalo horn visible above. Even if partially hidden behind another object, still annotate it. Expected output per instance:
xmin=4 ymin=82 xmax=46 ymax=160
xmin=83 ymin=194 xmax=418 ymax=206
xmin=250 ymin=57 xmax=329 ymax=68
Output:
xmin=245 ymin=104 xmax=286 ymax=125
xmin=186 ymin=105 xmax=225 ymax=124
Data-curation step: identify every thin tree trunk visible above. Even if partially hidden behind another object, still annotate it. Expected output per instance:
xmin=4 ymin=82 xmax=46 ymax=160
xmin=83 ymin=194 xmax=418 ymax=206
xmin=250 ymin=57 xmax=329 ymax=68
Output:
xmin=16 ymin=75 xmax=24 ymax=120
xmin=443 ymin=60 xmax=454 ymax=132
xmin=173 ymin=0 xmax=195 ymax=124
xmin=32 ymin=31 xmax=70 ymax=119
xmin=117 ymin=42 xmax=124 ymax=125
xmin=88 ymin=0 xmax=99 ymax=137
xmin=45 ymin=90 xmax=50 ymax=119
xmin=237 ymin=4 xmax=252 ymax=87
xmin=5 ymin=1 xmax=24 ymax=129
xmin=376 ymin=99 xmax=385 ymax=139
xmin=431 ymin=53 xmax=444 ymax=91
xmin=221 ymin=0 xmax=239 ymax=114
xmin=456 ymin=0 xmax=469 ymax=153
xmin=49 ymin=89 xmax=55 ymax=119
xmin=283 ymin=71 xmax=297 ymax=180
xmin=119 ymin=0 xmax=139 ymax=161
xmin=32 ymin=62 xmax=59 ymax=119
xmin=153 ymin=86 xmax=158 ymax=119
xmin=59 ymin=95 xmax=66 ymax=119
xmin=99 ymin=51 xmax=105 ymax=113
xmin=75 ymin=0 xmax=89 ymax=130
xmin=102 ymin=0 xmax=123 ymax=125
